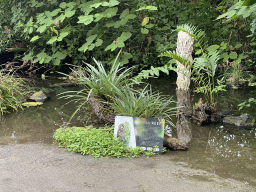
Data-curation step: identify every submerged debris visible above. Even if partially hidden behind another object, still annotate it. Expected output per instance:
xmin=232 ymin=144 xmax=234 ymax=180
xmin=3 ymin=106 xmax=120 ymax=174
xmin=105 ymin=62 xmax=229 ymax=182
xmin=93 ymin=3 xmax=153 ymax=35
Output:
xmin=192 ymin=98 xmax=221 ymax=126
xmin=223 ymin=114 xmax=255 ymax=127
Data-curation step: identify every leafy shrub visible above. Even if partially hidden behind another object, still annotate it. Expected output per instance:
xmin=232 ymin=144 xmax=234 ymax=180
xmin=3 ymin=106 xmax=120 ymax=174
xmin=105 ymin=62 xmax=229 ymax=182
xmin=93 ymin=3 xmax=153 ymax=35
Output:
xmin=0 ymin=71 xmax=31 ymax=114
xmin=53 ymin=126 xmax=158 ymax=158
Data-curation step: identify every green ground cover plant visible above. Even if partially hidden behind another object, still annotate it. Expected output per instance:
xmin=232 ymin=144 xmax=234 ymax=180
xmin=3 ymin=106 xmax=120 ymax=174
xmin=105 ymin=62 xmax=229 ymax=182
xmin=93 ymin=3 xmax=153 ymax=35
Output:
xmin=53 ymin=126 xmax=160 ymax=158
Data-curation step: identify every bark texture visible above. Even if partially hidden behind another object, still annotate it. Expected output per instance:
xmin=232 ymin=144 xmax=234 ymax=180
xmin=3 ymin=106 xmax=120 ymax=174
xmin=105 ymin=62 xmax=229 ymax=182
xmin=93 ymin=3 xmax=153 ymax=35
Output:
xmin=176 ymin=31 xmax=194 ymax=90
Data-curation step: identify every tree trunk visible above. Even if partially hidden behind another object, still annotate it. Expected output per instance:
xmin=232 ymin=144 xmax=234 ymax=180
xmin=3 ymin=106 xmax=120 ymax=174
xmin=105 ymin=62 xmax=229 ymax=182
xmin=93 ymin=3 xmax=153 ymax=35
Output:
xmin=176 ymin=90 xmax=192 ymax=144
xmin=176 ymin=31 xmax=194 ymax=90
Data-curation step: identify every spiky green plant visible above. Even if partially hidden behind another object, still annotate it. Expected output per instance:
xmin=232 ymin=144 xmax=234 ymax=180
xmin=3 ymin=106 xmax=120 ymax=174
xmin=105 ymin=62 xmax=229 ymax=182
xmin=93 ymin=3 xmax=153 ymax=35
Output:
xmin=109 ymin=86 xmax=176 ymax=126
xmin=59 ymin=51 xmax=139 ymax=121
xmin=0 ymin=71 xmax=31 ymax=115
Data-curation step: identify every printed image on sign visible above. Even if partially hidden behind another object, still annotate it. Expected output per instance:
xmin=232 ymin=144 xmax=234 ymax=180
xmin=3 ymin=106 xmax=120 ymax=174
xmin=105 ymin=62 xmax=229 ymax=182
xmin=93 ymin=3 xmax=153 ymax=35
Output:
xmin=114 ymin=116 xmax=136 ymax=148
xmin=114 ymin=116 xmax=164 ymax=153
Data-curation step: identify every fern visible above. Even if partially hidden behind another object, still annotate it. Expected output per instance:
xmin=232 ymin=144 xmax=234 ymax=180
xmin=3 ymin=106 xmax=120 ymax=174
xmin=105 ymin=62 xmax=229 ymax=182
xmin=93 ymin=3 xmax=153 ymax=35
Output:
xmin=175 ymin=24 xmax=204 ymax=42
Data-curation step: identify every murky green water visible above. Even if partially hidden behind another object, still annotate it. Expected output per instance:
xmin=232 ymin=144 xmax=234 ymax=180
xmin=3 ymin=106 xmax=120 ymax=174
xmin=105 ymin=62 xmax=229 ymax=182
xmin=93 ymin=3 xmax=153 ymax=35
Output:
xmin=148 ymin=78 xmax=256 ymax=187
xmin=0 ymin=86 xmax=86 ymax=145
xmin=0 ymin=78 xmax=256 ymax=187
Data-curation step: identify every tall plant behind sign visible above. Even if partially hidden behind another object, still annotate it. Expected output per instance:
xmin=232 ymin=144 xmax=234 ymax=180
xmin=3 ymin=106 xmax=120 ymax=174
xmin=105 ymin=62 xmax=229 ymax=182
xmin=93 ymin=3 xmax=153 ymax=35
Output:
xmin=114 ymin=116 xmax=165 ymax=153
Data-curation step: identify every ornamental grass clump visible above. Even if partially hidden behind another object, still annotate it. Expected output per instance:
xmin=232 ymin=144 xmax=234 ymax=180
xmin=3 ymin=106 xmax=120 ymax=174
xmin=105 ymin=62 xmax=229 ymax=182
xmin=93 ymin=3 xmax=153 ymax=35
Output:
xmin=53 ymin=126 xmax=156 ymax=158
xmin=0 ymin=71 xmax=30 ymax=115
xmin=109 ymin=86 xmax=176 ymax=126
xmin=59 ymin=51 xmax=138 ymax=121
xmin=63 ymin=50 xmax=136 ymax=103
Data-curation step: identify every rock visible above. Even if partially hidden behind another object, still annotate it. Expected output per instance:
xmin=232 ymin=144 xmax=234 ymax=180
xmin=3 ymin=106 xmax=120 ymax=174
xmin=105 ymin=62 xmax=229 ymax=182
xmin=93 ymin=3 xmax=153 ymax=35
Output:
xmin=163 ymin=136 xmax=188 ymax=151
xmin=223 ymin=114 xmax=255 ymax=127
xmin=29 ymin=91 xmax=47 ymax=102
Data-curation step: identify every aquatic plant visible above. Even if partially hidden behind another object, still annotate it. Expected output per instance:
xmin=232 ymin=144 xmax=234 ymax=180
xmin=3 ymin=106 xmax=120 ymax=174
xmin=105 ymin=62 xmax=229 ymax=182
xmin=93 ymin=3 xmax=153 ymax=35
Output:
xmin=192 ymin=51 xmax=227 ymax=104
xmin=59 ymin=51 xmax=138 ymax=121
xmin=0 ymin=71 xmax=31 ymax=115
xmin=109 ymin=86 xmax=176 ymax=126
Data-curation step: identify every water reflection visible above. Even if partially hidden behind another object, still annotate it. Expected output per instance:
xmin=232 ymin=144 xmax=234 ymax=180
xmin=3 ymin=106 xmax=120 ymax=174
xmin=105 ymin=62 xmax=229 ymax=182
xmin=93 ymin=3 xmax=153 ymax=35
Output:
xmin=148 ymin=78 xmax=256 ymax=187
xmin=176 ymin=90 xmax=192 ymax=144
xmin=170 ymin=124 xmax=256 ymax=187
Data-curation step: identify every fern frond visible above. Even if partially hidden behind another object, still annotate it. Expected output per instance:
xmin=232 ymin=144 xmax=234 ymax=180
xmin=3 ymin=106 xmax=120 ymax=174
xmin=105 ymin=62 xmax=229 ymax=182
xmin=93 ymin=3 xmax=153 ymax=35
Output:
xmin=159 ymin=51 xmax=193 ymax=68
xmin=175 ymin=24 xmax=204 ymax=42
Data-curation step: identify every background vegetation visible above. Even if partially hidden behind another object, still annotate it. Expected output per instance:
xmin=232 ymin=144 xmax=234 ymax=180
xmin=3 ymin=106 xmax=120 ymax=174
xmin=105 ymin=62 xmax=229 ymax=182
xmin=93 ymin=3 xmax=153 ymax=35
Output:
xmin=0 ymin=0 xmax=255 ymax=76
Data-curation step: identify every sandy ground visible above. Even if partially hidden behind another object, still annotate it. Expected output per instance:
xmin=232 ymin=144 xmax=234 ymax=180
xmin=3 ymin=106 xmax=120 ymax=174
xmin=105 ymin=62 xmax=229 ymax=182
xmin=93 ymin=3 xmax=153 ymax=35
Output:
xmin=0 ymin=143 xmax=255 ymax=192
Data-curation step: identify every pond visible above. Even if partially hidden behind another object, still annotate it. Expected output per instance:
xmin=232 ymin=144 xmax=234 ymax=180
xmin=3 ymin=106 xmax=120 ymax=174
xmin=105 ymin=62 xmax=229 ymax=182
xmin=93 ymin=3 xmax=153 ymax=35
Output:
xmin=0 ymin=78 xmax=256 ymax=188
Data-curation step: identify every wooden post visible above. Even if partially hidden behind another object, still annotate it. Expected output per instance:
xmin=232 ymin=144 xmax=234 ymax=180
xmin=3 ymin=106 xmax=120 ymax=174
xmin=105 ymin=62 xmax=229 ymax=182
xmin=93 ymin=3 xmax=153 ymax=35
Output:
xmin=176 ymin=31 xmax=194 ymax=90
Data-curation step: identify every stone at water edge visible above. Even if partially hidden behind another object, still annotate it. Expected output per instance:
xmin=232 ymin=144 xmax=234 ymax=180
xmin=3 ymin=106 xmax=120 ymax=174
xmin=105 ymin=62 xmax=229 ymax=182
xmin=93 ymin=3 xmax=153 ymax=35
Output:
xmin=163 ymin=136 xmax=188 ymax=151
xmin=29 ymin=91 xmax=47 ymax=102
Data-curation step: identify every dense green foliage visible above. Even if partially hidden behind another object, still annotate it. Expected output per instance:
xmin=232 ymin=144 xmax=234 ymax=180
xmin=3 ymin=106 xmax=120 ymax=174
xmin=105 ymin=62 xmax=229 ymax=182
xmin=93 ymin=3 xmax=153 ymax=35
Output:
xmin=53 ymin=126 xmax=160 ymax=157
xmin=1 ymin=0 xmax=255 ymax=74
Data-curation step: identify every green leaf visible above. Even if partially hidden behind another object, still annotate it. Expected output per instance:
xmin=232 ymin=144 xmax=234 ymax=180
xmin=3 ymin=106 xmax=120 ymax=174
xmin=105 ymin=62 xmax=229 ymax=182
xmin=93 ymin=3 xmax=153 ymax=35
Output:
xmin=119 ymin=32 xmax=132 ymax=42
xmin=88 ymin=44 xmax=95 ymax=50
xmin=51 ymin=8 xmax=61 ymax=17
xmin=47 ymin=36 xmax=58 ymax=44
xmin=126 ymin=14 xmax=136 ymax=19
xmin=220 ymin=42 xmax=228 ymax=50
xmin=141 ymin=28 xmax=149 ymax=34
xmin=242 ymin=0 xmax=256 ymax=6
xmin=195 ymin=49 xmax=202 ymax=55
xmin=53 ymin=58 xmax=61 ymax=66
xmin=59 ymin=2 xmax=67 ymax=9
xmin=145 ymin=24 xmax=154 ymax=28
xmin=105 ymin=20 xmax=115 ymax=27
xmin=58 ymin=32 xmax=69 ymax=41
xmin=95 ymin=39 xmax=103 ymax=47
xmin=53 ymin=51 xmax=67 ymax=60
xmin=77 ymin=15 xmax=94 ymax=25
xmin=116 ymin=41 xmax=125 ymax=48
xmin=119 ymin=52 xmax=132 ymax=66
xmin=104 ymin=7 xmax=118 ymax=18
xmin=206 ymin=45 xmax=220 ymax=53
xmin=108 ymin=0 xmax=119 ymax=7
xmin=136 ymin=6 xmax=157 ymax=11
xmin=229 ymin=52 xmax=238 ymax=59
xmin=86 ymin=34 xmax=97 ymax=42
xmin=221 ymin=52 xmax=229 ymax=62
xmin=65 ymin=10 xmax=76 ymax=18
xmin=120 ymin=9 xmax=129 ymax=19
xmin=78 ymin=34 xmax=97 ymax=52
xmin=29 ymin=27 xmax=33 ymax=34
xmin=90 ymin=3 xmax=102 ymax=8
xmin=226 ymin=10 xmax=237 ymax=19
xmin=235 ymin=43 xmax=242 ymax=49
xmin=30 ymin=35 xmax=40 ymax=42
